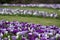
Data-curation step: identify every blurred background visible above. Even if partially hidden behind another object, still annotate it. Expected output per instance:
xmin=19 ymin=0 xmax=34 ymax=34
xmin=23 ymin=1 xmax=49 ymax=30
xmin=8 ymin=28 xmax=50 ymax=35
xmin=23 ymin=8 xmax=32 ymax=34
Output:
xmin=0 ymin=0 xmax=60 ymax=4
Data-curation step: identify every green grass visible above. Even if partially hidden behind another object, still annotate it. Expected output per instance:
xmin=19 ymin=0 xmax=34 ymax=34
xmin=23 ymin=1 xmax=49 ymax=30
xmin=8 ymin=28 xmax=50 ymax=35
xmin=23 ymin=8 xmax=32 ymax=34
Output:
xmin=0 ymin=6 xmax=60 ymax=27
xmin=0 ymin=15 xmax=60 ymax=27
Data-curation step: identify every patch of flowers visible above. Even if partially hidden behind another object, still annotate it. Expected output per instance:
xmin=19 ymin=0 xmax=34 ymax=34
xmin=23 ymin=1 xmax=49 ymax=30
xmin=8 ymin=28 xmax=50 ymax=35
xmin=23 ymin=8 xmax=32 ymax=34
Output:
xmin=0 ymin=4 xmax=60 ymax=9
xmin=0 ymin=8 xmax=58 ymax=18
xmin=0 ymin=20 xmax=60 ymax=40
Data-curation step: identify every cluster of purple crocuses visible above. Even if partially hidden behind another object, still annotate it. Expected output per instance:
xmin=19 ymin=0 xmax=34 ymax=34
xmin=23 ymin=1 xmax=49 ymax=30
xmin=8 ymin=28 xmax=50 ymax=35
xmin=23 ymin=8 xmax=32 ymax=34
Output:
xmin=0 ymin=20 xmax=60 ymax=40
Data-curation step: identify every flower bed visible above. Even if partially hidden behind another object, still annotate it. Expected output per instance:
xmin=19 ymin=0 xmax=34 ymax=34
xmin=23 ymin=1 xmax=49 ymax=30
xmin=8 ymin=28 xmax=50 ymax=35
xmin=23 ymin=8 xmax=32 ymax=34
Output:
xmin=0 ymin=20 xmax=60 ymax=40
xmin=0 ymin=8 xmax=58 ymax=18
xmin=1 ymin=4 xmax=60 ymax=9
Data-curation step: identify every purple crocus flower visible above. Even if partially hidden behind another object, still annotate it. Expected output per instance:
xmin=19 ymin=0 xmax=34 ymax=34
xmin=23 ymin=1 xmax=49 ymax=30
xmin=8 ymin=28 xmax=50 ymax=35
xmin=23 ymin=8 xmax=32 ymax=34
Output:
xmin=0 ymin=20 xmax=60 ymax=40
xmin=0 ymin=30 xmax=2 ymax=33
xmin=17 ymin=31 xmax=28 ymax=35
xmin=11 ymin=36 xmax=16 ymax=40
xmin=5 ymin=21 xmax=10 ymax=24
xmin=21 ymin=37 xmax=26 ymax=40
xmin=36 ymin=29 xmax=44 ymax=33
xmin=28 ymin=33 xmax=35 ymax=40
xmin=0 ymin=38 xmax=2 ymax=40
xmin=50 ymin=37 xmax=56 ymax=40
xmin=25 ymin=23 xmax=30 ymax=27
xmin=40 ymin=37 xmax=47 ymax=40
xmin=14 ymin=26 xmax=18 ymax=29
xmin=12 ymin=29 xmax=19 ymax=34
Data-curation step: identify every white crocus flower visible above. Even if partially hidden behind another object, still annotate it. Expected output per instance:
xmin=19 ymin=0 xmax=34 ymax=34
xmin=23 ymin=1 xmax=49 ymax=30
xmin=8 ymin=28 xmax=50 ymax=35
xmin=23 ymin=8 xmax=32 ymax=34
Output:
xmin=16 ymin=35 xmax=19 ymax=39
xmin=3 ymin=29 xmax=6 ymax=31
xmin=5 ymin=31 xmax=8 ymax=34
xmin=16 ymin=32 xmax=20 ymax=39
xmin=25 ymin=26 xmax=27 ymax=29
xmin=18 ymin=27 xmax=20 ymax=30
xmin=6 ymin=20 xmax=9 ymax=23
xmin=35 ymin=38 xmax=40 ymax=40
xmin=0 ymin=33 xmax=3 ymax=37
xmin=55 ymin=34 xmax=60 ymax=38
xmin=54 ymin=14 xmax=58 ymax=18
xmin=33 ymin=32 xmax=39 ymax=36
xmin=16 ymin=31 xmax=28 ymax=39
xmin=19 ymin=28 xmax=22 ymax=31
xmin=8 ymin=35 xmax=10 ymax=40
xmin=45 ymin=34 xmax=49 ymax=39
xmin=30 ymin=28 xmax=34 ymax=32
xmin=38 ymin=34 xmax=40 ymax=38
xmin=48 ymin=33 xmax=53 ymax=36
xmin=28 ymin=33 xmax=32 ymax=35
xmin=28 ymin=27 xmax=31 ymax=31
xmin=33 ymin=11 xmax=37 ymax=15
xmin=50 ymin=14 xmax=53 ymax=17
xmin=2 ymin=39 xmax=3 ymax=40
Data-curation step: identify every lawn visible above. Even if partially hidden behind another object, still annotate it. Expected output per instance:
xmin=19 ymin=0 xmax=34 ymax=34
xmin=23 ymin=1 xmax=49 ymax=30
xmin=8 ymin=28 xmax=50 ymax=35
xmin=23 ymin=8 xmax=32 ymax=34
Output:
xmin=0 ymin=15 xmax=60 ymax=27
xmin=0 ymin=6 xmax=60 ymax=27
